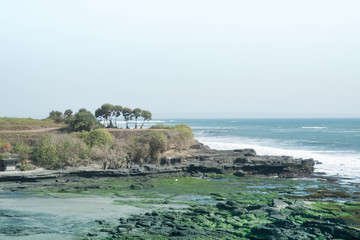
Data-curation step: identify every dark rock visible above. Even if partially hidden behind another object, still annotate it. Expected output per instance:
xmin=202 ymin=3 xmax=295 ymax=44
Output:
xmin=130 ymin=184 xmax=143 ymax=189
xmin=193 ymin=207 xmax=212 ymax=214
xmin=234 ymin=149 xmax=257 ymax=156
xmin=216 ymin=202 xmax=233 ymax=210
xmin=232 ymin=208 xmax=248 ymax=216
xmin=0 ymin=145 xmax=315 ymax=183
xmin=234 ymin=170 xmax=246 ymax=177
xmin=246 ymin=204 xmax=265 ymax=211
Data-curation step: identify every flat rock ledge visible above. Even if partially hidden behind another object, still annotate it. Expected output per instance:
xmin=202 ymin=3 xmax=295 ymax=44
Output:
xmin=0 ymin=146 xmax=315 ymax=182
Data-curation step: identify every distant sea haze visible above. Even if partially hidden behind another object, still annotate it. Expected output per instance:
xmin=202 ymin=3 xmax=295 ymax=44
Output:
xmin=150 ymin=118 xmax=360 ymax=183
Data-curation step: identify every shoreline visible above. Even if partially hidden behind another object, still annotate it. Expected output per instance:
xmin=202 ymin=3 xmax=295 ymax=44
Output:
xmin=0 ymin=145 xmax=315 ymax=182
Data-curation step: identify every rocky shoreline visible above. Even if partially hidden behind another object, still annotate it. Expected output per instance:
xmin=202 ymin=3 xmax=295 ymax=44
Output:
xmin=0 ymin=156 xmax=359 ymax=240
xmin=0 ymin=144 xmax=315 ymax=182
xmin=3 ymin=145 xmax=359 ymax=240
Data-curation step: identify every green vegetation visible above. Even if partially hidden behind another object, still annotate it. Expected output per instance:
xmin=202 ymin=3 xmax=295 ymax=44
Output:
xmin=130 ymin=130 xmax=167 ymax=164
xmin=150 ymin=123 xmax=170 ymax=129
xmin=0 ymin=138 xmax=10 ymax=152
xmin=75 ymin=129 xmax=114 ymax=147
xmin=0 ymin=106 xmax=195 ymax=170
xmin=69 ymin=108 xmax=99 ymax=132
xmin=31 ymin=175 xmax=360 ymax=239
xmin=132 ymin=108 xmax=142 ymax=129
xmin=1 ymin=123 xmax=194 ymax=170
xmin=32 ymin=134 xmax=90 ymax=169
xmin=140 ymin=110 xmax=152 ymax=129
xmin=0 ymin=117 xmax=62 ymax=131
xmin=95 ymin=103 xmax=152 ymax=129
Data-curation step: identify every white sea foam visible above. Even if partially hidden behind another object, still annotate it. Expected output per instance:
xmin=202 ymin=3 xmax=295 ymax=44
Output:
xmin=196 ymin=136 xmax=360 ymax=183
xmin=302 ymin=126 xmax=327 ymax=129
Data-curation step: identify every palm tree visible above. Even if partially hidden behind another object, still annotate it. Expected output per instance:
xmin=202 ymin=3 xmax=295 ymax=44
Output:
xmin=132 ymin=108 xmax=142 ymax=129
xmin=140 ymin=110 xmax=152 ymax=129
xmin=122 ymin=107 xmax=133 ymax=129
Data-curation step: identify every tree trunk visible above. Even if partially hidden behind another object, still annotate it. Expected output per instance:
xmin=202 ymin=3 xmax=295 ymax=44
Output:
xmin=140 ymin=120 xmax=145 ymax=129
xmin=135 ymin=117 xmax=138 ymax=129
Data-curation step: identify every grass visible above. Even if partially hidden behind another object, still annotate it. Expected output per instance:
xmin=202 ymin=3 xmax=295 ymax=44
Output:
xmin=0 ymin=117 xmax=63 ymax=131
xmin=0 ymin=132 xmax=47 ymax=146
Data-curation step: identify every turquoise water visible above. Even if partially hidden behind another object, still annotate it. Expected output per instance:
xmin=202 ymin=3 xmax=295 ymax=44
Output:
xmin=154 ymin=119 xmax=360 ymax=183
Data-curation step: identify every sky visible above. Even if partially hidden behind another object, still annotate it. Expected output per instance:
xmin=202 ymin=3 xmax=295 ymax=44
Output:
xmin=0 ymin=0 xmax=359 ymax=119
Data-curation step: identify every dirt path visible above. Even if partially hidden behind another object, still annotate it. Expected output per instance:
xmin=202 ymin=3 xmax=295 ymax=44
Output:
xmin=0 ymin=127 xmax=62 ymax=133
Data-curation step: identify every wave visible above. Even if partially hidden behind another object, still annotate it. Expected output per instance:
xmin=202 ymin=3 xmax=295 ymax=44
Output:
xmin=196 ymin=136 xmax=360 ymax=183
xmin=113 ymin=120 xmax=166 ymax=124
xmin=302 ymin=126 xmax=327 ymax=129
xmin=191 ymin=126 xmax=237 ymax=130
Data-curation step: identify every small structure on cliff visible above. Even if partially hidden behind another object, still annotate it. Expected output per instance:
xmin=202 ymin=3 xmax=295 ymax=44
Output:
xmin=0 ymin=158 xmax=20 ymax=171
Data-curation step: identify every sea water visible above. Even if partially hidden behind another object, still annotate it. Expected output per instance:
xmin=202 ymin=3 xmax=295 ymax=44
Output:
xmin=152 ymin=119 xmax=360 ymax=183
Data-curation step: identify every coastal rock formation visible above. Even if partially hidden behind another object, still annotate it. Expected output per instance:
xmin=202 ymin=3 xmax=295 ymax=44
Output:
xmin=0 ymin=142 xmax=315 ymax=182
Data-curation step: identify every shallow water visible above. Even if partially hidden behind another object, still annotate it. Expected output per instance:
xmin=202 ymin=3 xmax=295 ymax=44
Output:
xmin=157 ymin=118 xmax=360 ymax=183
xmin=0 ymin=194 xmax=144 ymax=239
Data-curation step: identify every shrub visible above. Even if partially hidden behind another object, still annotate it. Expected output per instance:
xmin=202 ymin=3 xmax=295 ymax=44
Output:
xmin=0 ymin=139 xmax=10 ymax=152
xmin=150 ymin=124 xmax=170 ymax=129
xmin=75 ymin=129 xmax=114 ymax=147
xmin=20 ymin=163 xmax=35 ymax=171
xmin=90 ymin=140 xmax=128 ymax=169
xmin=130 ymin=130 xmax=166 ymax=164
xmin=165 ymin=124 xmax=194 ymax=150
xmin=32 ymin=144 xmax=60 ymax=169
xmin=32 ymin=135 xmax=90 ymax=169
xmin=13 ymin=142 xmax=32 ymax=163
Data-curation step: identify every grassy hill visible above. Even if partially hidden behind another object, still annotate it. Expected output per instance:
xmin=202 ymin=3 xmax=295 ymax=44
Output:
xmin=0 ymin=117 xmax=63 ymax=131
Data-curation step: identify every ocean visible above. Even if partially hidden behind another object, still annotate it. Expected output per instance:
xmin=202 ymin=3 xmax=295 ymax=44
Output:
xmin=149 ymin=118 xmax=360 ymax=183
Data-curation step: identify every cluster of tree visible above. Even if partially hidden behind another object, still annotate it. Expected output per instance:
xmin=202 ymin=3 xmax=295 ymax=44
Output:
xmin=48 ymin=109 xmax=73 ymax=123
xmin=48 ymin=108 xmax=98 ymax=132
xmin=95 ymin=104 xmax=152 ymax=129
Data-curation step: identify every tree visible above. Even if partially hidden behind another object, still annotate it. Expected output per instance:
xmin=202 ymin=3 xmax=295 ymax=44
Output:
xmin=48 ymin=110 xmax=63 ymax=123
xmin=70 ymin=109 xmax=98 ymax=132
xmin=113 ymin=105 xmax=123 ymax=128
xmin=64 ymin=109 xmax=73 ymax=119
xmin=122 ymin=107 xmax=133 ymax=129
xmin=95 ymin=103 xmax=113 ymax=127
xmin=132 ymin=108 xmax=142 ymax=129
xmin=140 ymin=110 xmax=152 ymax=129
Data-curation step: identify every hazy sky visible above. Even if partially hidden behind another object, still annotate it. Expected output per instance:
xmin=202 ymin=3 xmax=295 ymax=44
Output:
xmin=1 ymin=0 xmax=359 ymax=118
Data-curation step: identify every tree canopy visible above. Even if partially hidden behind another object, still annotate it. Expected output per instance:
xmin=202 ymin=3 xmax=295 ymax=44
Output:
xmin=94 ymin=104 xmax=152 ymax=129
xmin=70 ymin=109 xmax=98 ymax=132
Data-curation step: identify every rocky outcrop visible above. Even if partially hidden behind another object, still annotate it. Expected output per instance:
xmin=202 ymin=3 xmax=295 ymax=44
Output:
xmin=0 ymin=144 xmax=315 ymax=182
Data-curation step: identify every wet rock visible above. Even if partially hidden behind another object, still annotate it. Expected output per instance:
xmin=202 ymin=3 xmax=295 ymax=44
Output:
xmin=272 ymin=198 xmax=289 ymax=210
xmin=193 ymin=207 xmax=212 ymax=215
xmin=130 ymin=184 xmax=143 ymax=189
xmin=234 ymin=170 xmax=246 ymax=177
xmin=216 ymin=202 xmax=233 ymax=210
xmin=234 ymin=149 xmax=257 ymax=156
xmin=246 ymin=204 xmax=266 ymax=211
xmin=232 ymin=208 xmax=248 ymax=216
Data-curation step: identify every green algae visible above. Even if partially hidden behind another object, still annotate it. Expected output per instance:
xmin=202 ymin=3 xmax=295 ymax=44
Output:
xmin=29 ymin=175 xmax=360 ymax=239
